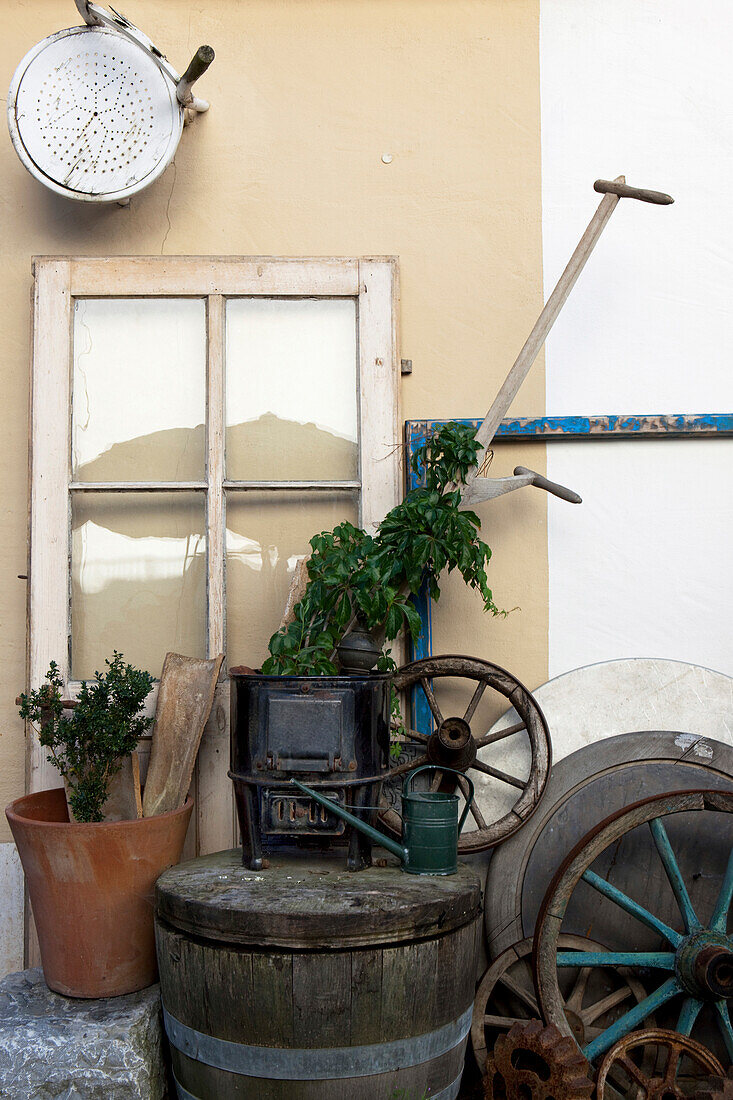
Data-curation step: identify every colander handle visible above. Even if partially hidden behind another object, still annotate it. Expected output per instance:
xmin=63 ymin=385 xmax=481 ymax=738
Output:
xmin=177 ymin=46 xmax=215 ymax=104
xmin=403 ymin=766 xmax=475 ymax=834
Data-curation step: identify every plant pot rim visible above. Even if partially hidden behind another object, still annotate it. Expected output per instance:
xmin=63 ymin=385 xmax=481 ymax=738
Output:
xmin=5 ymin=789 xmax=193 ymax=828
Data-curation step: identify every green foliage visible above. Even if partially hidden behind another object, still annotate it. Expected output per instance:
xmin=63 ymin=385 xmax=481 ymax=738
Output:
xmin=262 ymin=422 xmax=502 ymax=678
xmin=18 ymin=653 xmax=154 ymax=823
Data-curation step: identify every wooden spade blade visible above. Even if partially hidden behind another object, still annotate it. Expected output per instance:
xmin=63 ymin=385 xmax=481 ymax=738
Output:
xmin=142 ymin=652 xmax=223 ymax=818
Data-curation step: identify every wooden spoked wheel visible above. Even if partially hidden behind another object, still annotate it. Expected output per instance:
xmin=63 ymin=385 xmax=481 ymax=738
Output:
xmin=534 ymin=790 xmax=733 ymax=1069
xmin=470 ymin=934 xmax=651 ymax=1073
xmin=595 ymin=1029 xmax=724 ymax=1099
xmin=380 ymin=655 xmax=551 ymax=852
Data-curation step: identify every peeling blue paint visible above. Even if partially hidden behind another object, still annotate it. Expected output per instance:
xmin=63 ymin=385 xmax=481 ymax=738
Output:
xmin=406 ymin=413 xmax=733 ymax=446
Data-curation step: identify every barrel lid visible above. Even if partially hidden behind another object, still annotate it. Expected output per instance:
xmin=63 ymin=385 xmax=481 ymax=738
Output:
xmin=156 ymin=848 xmax=482 ymax=949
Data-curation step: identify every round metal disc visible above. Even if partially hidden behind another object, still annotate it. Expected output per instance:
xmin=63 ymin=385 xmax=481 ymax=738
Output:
xmin=485 ymin=732 xmax=733 ymax=958
xmin=8 ymin=26 xmax=181 ymax=201
xmin=484 ymin=658 xmax=733 ymax=777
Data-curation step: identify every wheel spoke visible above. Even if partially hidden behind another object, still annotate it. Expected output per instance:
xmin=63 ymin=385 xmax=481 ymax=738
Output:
xmin=648 ymin=817 xmax=702 ymax=932
xmin=676 ymin=996 xmax=703 ymax=1036
xmin=662 ymin=1043 xmax=681 ymax=1086
xmin=401 ymin=728 xmax=430 ymax=745
xmin=581 ymin=986 xmax=636 ymax=1026
xmin=419 ymin=677 xmax=443 ymax=726
xmin=565 ymin=966 xmax=591 ymax=1012
xmin=618 ymin=1053 xmax=654 ymax=1089
xmin=714 ymin=999 xmax=733 ymax=1063
xmin=429 ymin=769 xmax=444 ymax=792
xmin=583 ymin=976 xmax=681 ymax=1062
xmin=475 ymin=721 xmax=525 ymax=749
xmin=711 ymin=845 xmax=733 ymax=932
xmin=497 ymin=972 xmax=540 ymax=1015
xmin=581 ymin=869 xmax=683 ymax=947
xmin=557 ymin=951 xmax=676 ymax=970
xmin=385 ymin=754 xmax=429 ymax=780
xmin=470 ymin=758 xmax=525 ymax=790
xmin=483 ymin=1014 xmax=521 ymax=1029
xmin=461 ymin=680 xmax=487 ymax=725
xmin=455 ymin=773 xmax=487 ymax=830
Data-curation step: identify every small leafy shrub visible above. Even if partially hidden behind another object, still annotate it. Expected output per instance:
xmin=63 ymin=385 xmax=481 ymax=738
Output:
xmin=262 ymin=421 xmax=502 ymax=678
xmin=18 ymin=653 xmax=154 ymax=823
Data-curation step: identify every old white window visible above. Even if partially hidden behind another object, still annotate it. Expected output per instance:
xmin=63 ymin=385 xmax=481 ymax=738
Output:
xmin=29 ymin=257 xmax=400 ymax=854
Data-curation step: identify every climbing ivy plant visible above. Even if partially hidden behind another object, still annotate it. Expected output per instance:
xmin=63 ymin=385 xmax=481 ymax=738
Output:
xmin=262 ymin=422 xmax=502 ymax=677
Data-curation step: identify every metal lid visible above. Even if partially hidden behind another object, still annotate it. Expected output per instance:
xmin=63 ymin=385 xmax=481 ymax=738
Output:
xmin=156 ymin=848 xmax=482 ymax=948
xmin=8 ymin=26 xmax=181 ymax=202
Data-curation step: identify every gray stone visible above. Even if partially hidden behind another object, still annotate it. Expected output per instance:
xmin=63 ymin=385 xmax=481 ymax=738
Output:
xmin=0 ymin=969 xmax=166 ymax=1099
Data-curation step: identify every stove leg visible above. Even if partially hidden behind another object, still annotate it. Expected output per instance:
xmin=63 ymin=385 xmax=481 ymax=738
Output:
xmin=347 ymin=785 xmax=372 ymax=872
xmin=235 ymin=784 xmax=263 ymax=870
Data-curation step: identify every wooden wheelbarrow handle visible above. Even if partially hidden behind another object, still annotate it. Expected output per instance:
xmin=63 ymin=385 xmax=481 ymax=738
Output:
xmin=594 ymin=179 xmax=674 ymax=205
xmin=513 ymin=467 xmax=582 ymax=504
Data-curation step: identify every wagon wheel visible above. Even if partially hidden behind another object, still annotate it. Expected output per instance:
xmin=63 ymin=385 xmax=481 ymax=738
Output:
xmin=534 ymin=789 xmax=733 ymax=1072
xmin=595 ymin=1028 xmax=724 ymax=1099
xmin=380 ymin=655 xmax=551 ymax=852
xmin=471 ymin=934 xmax=651 ymax=1073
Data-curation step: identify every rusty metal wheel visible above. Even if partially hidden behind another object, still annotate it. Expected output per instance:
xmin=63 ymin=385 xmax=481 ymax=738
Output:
xmin=484 ymin=1019 xmax=594 ymax=1099
xmin=380 ymin=655 xmax=551 ymax=852
xmin=534 ymin=790 xmax=733 ymax=1068
xmin=596 ymin=1028 xmax=724 ymax=1099
xmin=471 ymin=934 xmax=651 ymax=1074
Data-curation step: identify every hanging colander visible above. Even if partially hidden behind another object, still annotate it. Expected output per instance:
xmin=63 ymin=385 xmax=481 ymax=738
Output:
xmin=7 ymin=0 xmax=214 ymax=203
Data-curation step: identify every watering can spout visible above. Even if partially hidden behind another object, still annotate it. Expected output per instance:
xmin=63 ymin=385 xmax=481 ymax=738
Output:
xmin=289 ymin=780 xmax=408 ymax=864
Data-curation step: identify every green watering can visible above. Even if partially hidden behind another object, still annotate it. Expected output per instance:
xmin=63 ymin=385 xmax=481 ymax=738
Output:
xmin=291 ymin=765 xmax=475 ymax=876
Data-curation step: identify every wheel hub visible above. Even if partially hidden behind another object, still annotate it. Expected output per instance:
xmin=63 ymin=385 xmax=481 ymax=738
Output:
xmin=676 ymin=932 xmax=733 ymax=1000
xmin=427 ymin=716 xmax=477 ymax=770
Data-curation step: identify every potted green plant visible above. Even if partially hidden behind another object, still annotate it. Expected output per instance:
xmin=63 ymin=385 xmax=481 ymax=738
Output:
xmin=230 ymin=422 xmax=503 ymax=868
xmin=7 ymin=653 xmax=193 ymax=998
xmin=261 ymin=420 xmax=501 ymax=680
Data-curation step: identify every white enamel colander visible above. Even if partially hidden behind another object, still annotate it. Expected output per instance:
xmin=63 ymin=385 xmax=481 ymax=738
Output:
xmin=7 ymin=1 xmax=214 ymax=203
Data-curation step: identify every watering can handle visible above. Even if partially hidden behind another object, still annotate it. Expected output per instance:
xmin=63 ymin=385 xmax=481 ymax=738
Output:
xmin=403 ymin=766 xmax=476 ymax=835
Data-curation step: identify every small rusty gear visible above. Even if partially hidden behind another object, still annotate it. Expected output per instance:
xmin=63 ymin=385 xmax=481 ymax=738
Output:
xmin=694 ymin=1067 xmax=733 ymax=1100
xmin=484 ymin=1019 xmax=594 ymax=1099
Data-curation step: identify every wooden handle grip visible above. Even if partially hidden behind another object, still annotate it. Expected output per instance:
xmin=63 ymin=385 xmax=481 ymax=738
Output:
xmin=179 ymin=45 xmax=215 ymax=87
xmin=514 ymin=467 xmax=582 ymax=504
xmin=594 ymin=179 xmax=674 ymax=205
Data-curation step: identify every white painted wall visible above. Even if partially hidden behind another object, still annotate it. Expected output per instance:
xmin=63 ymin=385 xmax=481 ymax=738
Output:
xmin=541 ymin=0 xmax=733 ymax=678
xmin=0 ymin=844 xmax=24 ymax=978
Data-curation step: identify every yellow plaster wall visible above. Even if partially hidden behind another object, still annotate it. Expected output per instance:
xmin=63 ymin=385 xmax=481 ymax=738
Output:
xmin=0 ymin=0 xmax=545 ymax=841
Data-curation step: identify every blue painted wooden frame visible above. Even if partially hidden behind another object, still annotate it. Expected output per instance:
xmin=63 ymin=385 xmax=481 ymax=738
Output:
xmin=405 ymin=412 xmax=732 ymax=734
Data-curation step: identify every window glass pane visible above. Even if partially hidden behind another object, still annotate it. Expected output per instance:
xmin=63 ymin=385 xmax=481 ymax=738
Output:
xmin=226 ymin=492 xmax=359 ymax=668
xmin=225 ymin=299 xmax=358 ymax=481
xmin=72 ymin=493 xmax=206 ymax=680
xmin=72 ymin=299 xmax=206 ymax=482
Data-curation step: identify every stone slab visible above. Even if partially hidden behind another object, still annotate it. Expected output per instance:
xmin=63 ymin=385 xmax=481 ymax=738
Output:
xmin=0 ymin=969 xmax=166 ymax=1099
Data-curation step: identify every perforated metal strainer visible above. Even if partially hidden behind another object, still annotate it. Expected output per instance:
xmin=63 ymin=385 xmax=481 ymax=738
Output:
xmin=7 ymin=1 xmax=213 ymax=203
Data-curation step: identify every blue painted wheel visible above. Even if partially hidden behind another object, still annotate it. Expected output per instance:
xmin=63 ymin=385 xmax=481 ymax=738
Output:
xmin=534 ymin=790 xmax=733 ymax=1066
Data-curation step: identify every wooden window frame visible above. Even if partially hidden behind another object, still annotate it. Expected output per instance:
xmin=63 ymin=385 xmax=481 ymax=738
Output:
xmin=28 ymin=256 xmax=400 ymax=858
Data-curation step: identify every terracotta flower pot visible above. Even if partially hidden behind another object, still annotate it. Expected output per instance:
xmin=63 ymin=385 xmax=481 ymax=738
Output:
xmin=6 ymin=787 xmax=193 ymax=998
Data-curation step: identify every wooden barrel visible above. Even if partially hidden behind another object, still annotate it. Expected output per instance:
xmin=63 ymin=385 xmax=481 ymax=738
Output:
xmin=155 ymin=848 xmax=482 ymax=1099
